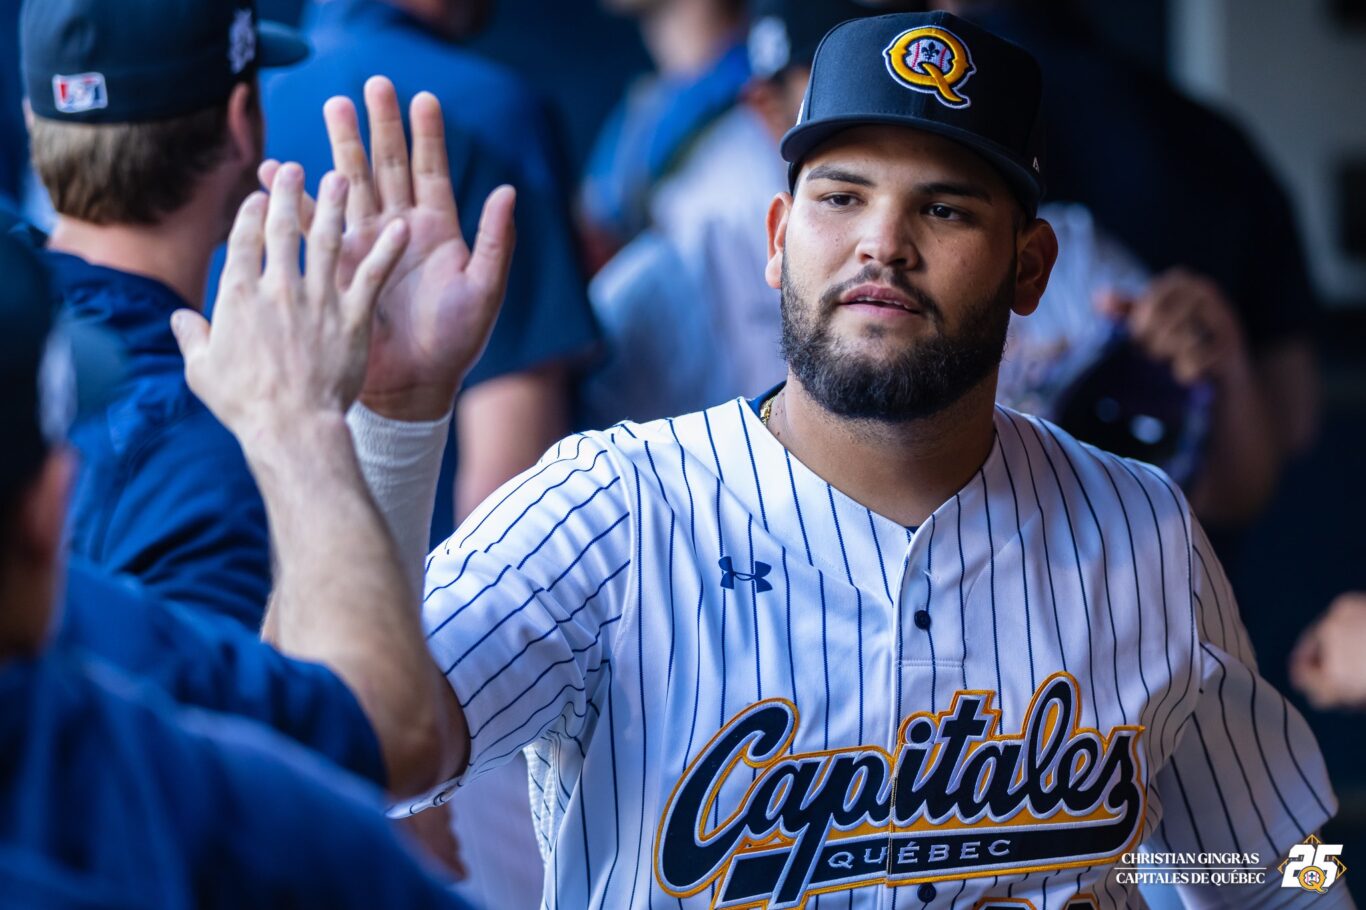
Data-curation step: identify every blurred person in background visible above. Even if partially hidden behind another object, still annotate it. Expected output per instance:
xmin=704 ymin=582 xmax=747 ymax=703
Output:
xmin=18 ymin=0 xmax=309 ymax=627
xmin=578 ymin=0 xmax=750 ymax=270
xmin=932 ymin=0 xmax=1321 ymax=532
xmin=0 ymin=191 xmax=480 ymax=909
xmin=264 ymin=0 xmax=597 ymax=546
xmin=0 ymin=0 xmax=24 ymax=216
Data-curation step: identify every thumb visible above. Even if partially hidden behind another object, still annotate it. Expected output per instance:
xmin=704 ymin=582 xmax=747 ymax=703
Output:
xmin=170 ymin=309 xmax=211 ymax=378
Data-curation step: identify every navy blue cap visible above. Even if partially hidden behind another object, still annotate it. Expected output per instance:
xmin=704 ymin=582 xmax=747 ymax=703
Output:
xmin=781 ymin=11 xmax=1046 ymax=214
xmin=21 ymin=0 xmax=309 ymax=124
xmin=0 ymin=232 xmax=124 ymax=501
xmin=748 ymin=0 xmax=919 ymax=80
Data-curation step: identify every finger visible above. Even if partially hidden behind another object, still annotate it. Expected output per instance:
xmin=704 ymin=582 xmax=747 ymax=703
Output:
xmin=170 ymin=309 xmax=211 ymax=394
xmin=410 ymin=92 xmax=459 ymax=220
xmin=306 ymin=171 xmax=350 ymax=305
xmin=364 ymin=76 xmax=414 ymax=213
xmin=1169 ymin=329 xmax=1219 ymax=385
xmin=218 ymin=191 xmax=270 ymax=300
xmin=263 ymin=162 xmax=305 ymax=285
xmin=260 ymin=159 xmax=318 ymax=233
xmin=1094 ymin=288 xmax=1133 ymax=321
xmin=345 ymin=218 xmax=410 ymax=323
xmin=170 ymin=309 xmax=211 ymax=363
xmin=1133 ymin=289 xmax=1201 ymax=360
xmin=258 ymin=158 xmax=281 ymax=190
xmin=324 ymin=95 xmax=381 ymax=223
xmin=467 ymin=185 xmax=517 ymax=297
xmin=1289 ymin=630 xmax=1322 ymax=683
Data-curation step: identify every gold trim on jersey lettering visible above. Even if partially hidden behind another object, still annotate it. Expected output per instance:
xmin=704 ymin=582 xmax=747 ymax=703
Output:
xmin=968 ymin=894 xmax=1097 ymax=910
xmin=653 ymin=698 xmax=802 ymax=899
xmin=971 ymin=898 xmax=1037 ymax=910
xmin=653 ymin=674 xmax=1147 ymax=909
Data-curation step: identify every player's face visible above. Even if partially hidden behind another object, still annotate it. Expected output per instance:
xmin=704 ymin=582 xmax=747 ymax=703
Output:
xmin=766 ymin=126 xmax=1047 ymax=422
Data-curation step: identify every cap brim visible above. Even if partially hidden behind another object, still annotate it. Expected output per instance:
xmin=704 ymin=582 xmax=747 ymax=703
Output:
xmin=781 ymin=116 xmax=1044 ymax=215
xmin=257 ymin=21 xmax=311 ymax=69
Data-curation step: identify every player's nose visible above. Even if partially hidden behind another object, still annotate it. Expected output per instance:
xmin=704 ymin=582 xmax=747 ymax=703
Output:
xmin=853 ymin=201 xmax=920 ymax=271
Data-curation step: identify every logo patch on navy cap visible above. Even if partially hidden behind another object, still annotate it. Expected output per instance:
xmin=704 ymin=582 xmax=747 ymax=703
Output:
xmin=228 ymin=8 xmax=256 ymax=75
xmin=883 ymin=26 xmax=975 ymax=109
xmin=749 ymin=16 xmax=791 ymax=80
xmin=52 ymin=73 xmax=108 ymax=114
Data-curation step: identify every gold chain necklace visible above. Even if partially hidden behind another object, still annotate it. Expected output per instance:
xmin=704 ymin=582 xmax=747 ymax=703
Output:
xmin=760 ymin=391 xmax=777 ymax=426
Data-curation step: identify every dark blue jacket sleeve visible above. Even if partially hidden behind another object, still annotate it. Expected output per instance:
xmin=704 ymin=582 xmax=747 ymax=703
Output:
xmin=57 ymin=557 xmax=386 ymax=786
xmin=168 ymin=701 xmax=471 ymax=910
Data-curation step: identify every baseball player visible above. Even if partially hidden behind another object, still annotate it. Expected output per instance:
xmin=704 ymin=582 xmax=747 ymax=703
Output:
xmin=186 ymin=11 xmax=1348 ymax=910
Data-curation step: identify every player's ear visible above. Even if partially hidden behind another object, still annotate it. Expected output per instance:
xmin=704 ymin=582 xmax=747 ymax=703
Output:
xmin=765 ymin=192 xmax=793 ymax=291
xmin=1011 ymin=216 xmax=1057 ymax=317
xmin=224 ymin=81 xmax=261 ymax=169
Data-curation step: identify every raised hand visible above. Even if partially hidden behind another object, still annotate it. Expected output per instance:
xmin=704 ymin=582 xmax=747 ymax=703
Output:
xmin=1096 ymin=268 xmax=1248 ymax=388
xmin=267 ymin=76 xmax=517 ymax=421
xmin=171 ymin=163 xmax=409 ymax=439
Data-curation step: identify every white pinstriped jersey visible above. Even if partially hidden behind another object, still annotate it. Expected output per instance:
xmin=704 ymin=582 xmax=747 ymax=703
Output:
xmin=411 ymin=398 xmax=1338 ymax=910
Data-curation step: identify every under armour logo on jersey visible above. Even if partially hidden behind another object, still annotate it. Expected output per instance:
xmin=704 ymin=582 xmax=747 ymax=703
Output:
xmin=718 ymin=556 xmax=772 ymax=593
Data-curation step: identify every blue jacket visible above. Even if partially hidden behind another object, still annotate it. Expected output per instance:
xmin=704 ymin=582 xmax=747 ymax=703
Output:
xmin=57 ymin=556 xmax=385 ymax=786
xmin=0 ymin=648 xmax=468 ymax=909
xmin=47 ymin=251 xmax=271 ymax=629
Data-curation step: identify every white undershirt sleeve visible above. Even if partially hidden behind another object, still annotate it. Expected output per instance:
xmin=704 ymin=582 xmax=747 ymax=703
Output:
xmin=345 ymin=401 xmax=450 ymax=598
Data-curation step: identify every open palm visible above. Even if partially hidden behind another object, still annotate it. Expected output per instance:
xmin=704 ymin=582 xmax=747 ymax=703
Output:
xmin=266 ymin=77 xmax=516 ymax=420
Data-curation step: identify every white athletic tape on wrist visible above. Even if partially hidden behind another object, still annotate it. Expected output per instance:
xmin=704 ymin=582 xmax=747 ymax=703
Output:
xmin=346 ymin=401 xmax=450 ymax=601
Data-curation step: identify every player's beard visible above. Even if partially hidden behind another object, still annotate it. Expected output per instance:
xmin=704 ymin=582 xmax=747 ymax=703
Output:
xmin=779 ymin=254 xmax=1014 ymax=423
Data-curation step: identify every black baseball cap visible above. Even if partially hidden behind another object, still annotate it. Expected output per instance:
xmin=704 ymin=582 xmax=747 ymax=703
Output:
xmin=21 ymin=0 xmax=309 ymax=124
xmin=780 ymin=11 xmax=1046 ymax=214
xmin=0 ymin=234 xmax=123 ymax=505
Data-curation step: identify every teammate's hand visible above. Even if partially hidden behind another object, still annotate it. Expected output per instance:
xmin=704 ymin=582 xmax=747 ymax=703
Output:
xmin=1290 ymin=592 xmax=1366 ymax=711
xmin=1096 ymin=268 xmax=1249 ymax=387
xmin=171 ymin=162 xmax=409 ymax=440
xmin=284 ymin=75 xmax=516 ymax=421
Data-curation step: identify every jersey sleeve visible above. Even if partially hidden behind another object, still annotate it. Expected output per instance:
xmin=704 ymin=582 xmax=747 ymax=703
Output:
xmin=1142 ymin=518 xmax=1340 ymax=907
xmin=418 ymin=432 xmax=636 ymax=801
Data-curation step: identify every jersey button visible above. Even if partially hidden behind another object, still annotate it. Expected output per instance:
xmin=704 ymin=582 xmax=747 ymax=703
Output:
xmin=913 ymin=610 xmax=932 ymax=630
xmin=917 ymin=882 xmax=937 ymax=902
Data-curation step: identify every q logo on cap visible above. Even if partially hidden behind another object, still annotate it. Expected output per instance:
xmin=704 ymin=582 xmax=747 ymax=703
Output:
xmin=884 ymin=26 xmax=976 ymax=109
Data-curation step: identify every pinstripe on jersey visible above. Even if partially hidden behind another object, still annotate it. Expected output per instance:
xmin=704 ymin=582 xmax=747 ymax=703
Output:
xmin=413 ymin=400 xmax=1336 ymax=910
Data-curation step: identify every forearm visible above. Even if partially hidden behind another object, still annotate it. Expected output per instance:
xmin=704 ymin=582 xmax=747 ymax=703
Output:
xmin=1188 ymin=357 xmax=1281 ymax=527
xmin=347 ymin=402 xmax=450 ymax=591
xmin=250 ymin=414 xmax=464 ymax=795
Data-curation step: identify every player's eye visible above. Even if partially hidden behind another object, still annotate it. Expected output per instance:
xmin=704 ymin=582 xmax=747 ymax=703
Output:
xmin=821 ymin=192 xmax=860 ymax=209
xmin=925 ymin=203 xmax=963 ymax=220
